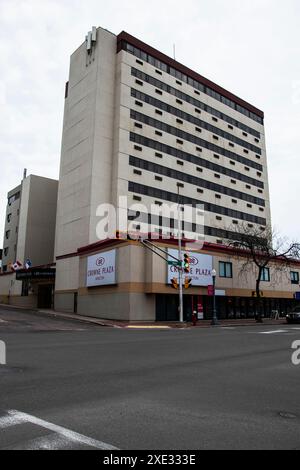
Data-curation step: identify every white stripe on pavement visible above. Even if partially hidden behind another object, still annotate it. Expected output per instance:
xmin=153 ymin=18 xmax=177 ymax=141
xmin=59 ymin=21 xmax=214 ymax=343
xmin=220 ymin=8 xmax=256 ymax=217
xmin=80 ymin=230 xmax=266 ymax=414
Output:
xmin=5 ymin=410 xmax=119 ymax=450
xmin=0 ymin=414 xmax=25 ymax=429
xmin=259 ymin=330 xmax=287 ymax=335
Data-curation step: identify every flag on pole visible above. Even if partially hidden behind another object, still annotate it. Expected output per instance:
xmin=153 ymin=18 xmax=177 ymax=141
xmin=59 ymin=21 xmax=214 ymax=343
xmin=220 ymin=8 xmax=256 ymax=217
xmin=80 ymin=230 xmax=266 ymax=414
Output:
xmin=12 ymin=261 xmax=23 ymax=271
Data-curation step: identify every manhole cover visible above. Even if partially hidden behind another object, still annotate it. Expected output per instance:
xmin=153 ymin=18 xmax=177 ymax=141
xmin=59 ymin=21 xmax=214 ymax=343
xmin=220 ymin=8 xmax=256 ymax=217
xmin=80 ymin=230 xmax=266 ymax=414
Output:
xmin=279 ymin=412 xmax=297 ymax=420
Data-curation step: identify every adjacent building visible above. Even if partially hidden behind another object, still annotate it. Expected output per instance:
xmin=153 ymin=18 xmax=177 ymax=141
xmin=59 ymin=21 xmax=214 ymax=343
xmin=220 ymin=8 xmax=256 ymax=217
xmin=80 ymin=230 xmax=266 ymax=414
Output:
xmin=0 ymin=174 xmax=58 ymax=308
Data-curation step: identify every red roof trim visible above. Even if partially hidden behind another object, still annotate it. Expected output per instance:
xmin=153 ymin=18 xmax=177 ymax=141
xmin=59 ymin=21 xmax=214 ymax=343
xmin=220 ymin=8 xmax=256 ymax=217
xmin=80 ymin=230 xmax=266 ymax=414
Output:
xmin=56 ymin=235 xmax=300 ymax=266
xmin=117 ymin=31 xmax=264 ymax=120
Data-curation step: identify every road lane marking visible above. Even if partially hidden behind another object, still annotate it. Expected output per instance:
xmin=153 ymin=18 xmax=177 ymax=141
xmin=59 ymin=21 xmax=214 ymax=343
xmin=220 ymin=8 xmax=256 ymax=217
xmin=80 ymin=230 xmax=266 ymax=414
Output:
xmin=0 ymin=414 xmax=25 ymax=429
xmin=4 ymin=410 xmax=119 ymax=450
xmin=126 ymin=325 xmax=171 ymax=329
xmin=259 ymin=330 xmax=287 ymax=335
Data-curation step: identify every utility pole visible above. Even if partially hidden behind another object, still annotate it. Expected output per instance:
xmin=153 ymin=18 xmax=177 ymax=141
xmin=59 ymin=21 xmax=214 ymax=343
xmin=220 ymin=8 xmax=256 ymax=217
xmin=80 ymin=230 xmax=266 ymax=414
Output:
xmin=178 ymin=186 xmax=183 ymax=323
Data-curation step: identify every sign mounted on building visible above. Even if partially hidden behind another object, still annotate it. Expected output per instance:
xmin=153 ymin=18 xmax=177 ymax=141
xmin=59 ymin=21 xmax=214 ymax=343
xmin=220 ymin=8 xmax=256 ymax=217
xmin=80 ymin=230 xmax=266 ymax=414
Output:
xmin=167 ymin=249 xmax=213 ymax=286
xmin=86 ymin=250 xmax=116 ymax=287
xmin=16 ymin=268 xmax=56 ymax=281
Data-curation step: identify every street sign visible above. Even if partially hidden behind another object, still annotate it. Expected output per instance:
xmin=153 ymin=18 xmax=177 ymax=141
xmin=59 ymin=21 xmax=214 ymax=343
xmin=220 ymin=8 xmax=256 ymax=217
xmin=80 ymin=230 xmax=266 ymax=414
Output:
xmin=167 ymin=260 xmax=181 ymax=267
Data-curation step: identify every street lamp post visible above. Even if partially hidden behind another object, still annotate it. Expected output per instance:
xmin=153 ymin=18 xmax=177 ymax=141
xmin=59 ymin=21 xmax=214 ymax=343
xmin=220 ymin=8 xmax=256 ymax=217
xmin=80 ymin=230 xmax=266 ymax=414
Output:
xmin=211 ymin=269 xmax=219 ymax=326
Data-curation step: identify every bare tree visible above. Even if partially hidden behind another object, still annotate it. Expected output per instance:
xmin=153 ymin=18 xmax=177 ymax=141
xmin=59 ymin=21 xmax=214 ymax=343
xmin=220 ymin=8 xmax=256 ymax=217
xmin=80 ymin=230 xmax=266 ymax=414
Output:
xmin=228 ymin=224 xmax=300 ymax=322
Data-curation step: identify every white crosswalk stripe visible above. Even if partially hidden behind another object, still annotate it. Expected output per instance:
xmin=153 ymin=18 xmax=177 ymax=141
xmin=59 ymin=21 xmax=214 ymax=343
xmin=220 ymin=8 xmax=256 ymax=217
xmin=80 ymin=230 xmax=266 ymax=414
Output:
xmin=0 ymin=410 xmax=119 ymax=450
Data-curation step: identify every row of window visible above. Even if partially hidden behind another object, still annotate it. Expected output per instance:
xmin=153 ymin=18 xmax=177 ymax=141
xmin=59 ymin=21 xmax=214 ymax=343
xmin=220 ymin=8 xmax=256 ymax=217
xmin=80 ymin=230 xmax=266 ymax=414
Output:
xmin=121 ymin=41 xmax=264 ymax=124
xmin=128 ymin=208 xmax=262 ymax=238
xmin=128 ymin=181 xmax=266 ymax=225
xmin=219 ymin=263 xmax=299 ymax=285
xmin=131 ymin=68 xmax=261 ymax=139
xmin=131 ymin=110 xmax=263 ymax=173
xmin=129 ymin=155 xmax=265 ymax=207
xmin=130 ymin=133 xmax=264 ymax=190
xmin=131 ymin=88 xmax=261 ymax=155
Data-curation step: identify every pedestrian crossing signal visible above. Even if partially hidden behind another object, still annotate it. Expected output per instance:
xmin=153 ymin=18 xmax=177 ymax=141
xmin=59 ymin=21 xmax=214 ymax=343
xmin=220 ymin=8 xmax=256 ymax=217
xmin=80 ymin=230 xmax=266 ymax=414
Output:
xmin=184 ymin=278 xmax=192 ymax=289
xmin=171 ymin=278 xmax=179 ymax=289
xmin=183 ymin=253 xmax=190 ymax=273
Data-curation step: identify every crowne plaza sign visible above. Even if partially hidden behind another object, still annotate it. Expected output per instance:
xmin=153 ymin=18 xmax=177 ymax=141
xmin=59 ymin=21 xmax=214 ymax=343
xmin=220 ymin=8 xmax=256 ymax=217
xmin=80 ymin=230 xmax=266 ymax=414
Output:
xmin=86 ymin=250 xmax=116 ymax=287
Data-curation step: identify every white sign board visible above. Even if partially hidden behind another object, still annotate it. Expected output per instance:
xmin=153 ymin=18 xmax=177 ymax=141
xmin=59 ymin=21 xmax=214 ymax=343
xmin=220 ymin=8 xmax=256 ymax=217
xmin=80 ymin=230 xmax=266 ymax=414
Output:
xmin=86 ymin=250 xmax=116 ymax=287
xmin=167 ymin=249 xmax=213 ymax=286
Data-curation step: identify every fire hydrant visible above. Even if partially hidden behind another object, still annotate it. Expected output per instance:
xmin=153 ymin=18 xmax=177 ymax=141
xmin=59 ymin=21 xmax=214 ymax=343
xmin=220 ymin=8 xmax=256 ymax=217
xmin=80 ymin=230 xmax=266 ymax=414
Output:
xmin=192 ymin=311 xmax=197 ymax=327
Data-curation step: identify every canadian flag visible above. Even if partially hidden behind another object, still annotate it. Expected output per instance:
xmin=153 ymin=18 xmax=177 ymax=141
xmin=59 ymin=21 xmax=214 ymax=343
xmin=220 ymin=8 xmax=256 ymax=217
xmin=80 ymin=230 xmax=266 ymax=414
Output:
xmin=12 ymin=261 xmax=23 ymax=271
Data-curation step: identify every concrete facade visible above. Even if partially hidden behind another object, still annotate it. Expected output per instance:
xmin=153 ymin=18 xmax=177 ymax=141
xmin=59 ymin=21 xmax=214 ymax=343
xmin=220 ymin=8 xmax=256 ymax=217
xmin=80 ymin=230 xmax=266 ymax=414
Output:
xmin=0 ymin=174 xmax=58 ymax=307
xmin=56 ymin=238 xmax=300 ymax=321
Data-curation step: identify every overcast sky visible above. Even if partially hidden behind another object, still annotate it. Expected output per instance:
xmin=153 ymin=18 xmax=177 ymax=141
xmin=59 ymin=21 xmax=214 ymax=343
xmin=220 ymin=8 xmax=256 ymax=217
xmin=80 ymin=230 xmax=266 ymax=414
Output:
xmin=0 ymin=0 xmax=299 ymax=248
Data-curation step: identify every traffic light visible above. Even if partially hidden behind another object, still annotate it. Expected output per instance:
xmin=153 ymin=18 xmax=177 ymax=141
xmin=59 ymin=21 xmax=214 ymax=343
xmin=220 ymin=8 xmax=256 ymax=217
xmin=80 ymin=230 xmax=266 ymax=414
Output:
xmin=171 ymin=277 xmax=179 ymax=289
xmin=184 ymin=277 xmax=192 ymax=289
xmin=183 ymin=253 xmax=190 ymax=273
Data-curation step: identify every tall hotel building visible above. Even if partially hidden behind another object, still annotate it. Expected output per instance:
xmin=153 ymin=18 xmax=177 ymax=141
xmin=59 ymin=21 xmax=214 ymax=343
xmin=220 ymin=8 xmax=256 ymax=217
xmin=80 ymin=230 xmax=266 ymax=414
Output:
xmin=53 ymin=27 xmax=282 ymax=320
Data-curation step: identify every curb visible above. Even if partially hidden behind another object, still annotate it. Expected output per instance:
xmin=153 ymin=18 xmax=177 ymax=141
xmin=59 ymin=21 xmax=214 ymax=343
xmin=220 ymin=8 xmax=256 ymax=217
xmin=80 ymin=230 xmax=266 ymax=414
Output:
xmin=0 ymin=304 xmax=288 ymax=329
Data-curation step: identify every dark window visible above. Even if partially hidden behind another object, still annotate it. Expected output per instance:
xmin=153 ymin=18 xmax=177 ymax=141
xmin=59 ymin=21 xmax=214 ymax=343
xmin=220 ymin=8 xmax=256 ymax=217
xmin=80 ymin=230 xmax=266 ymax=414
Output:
xmin=176 ymin=119 xmax=183 ymax=124
xmin=135 ymin=79 xmax=143 ymax=86
xmin=133 ymin=195 xmax=142 ymax=201
xmin=155 ymin=89 xmax=163 ymax=95
xmin=134 ymin=145 xmax=142 ymax=151
xmin=291 ymin=271 xmax=299 ymax=285
xmin=155 ymin=69 xmax=162 ymax=75
xmin=136 ymin=59 xmax=143 ymax=66
xmin=260 ymin=267 xmax=270 ymax=282
xmin=155 ymin=152 xmax=163 ymax=158
xmin=155 ymin=176 xmax=163 ymax=181
xmin=155 ymin=130 xmax=163 ymax=136
xmin=135 ymin=100 xmax=143 ymax=107
xmin=133 ymin=169 xmax=142 ymax=175
xmin=219 ymin=262 xmax=233 ymax=278
xmin=155 ymin=109 xmax=163 ymax=115
xmin=134 ymin=122 xmax=143 ymax=129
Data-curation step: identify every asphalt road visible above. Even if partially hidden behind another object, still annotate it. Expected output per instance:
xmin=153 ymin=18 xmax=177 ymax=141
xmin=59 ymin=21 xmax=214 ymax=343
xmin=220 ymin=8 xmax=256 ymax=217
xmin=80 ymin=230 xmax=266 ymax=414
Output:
xmin=0 ymin=306 xmax=300 ymax=450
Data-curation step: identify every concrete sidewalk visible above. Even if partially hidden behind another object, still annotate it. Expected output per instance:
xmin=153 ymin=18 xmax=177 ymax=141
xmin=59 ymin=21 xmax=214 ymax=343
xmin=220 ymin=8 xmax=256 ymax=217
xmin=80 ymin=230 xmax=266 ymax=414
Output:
xmin=0 ymin=303 xmax=287 ymax=329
